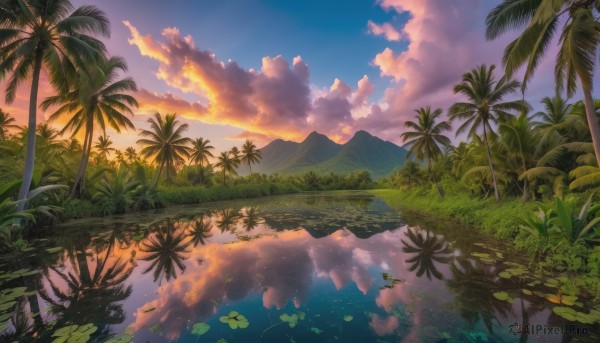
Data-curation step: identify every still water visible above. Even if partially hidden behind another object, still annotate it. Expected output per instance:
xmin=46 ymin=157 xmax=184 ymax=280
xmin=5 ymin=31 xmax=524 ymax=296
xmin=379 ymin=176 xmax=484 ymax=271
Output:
xmin=1 ymin=192 xmax=598 ymax=342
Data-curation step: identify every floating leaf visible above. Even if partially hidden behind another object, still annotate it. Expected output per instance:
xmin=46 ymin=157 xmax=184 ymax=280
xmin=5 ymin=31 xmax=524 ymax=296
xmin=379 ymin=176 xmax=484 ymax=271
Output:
xmin=311 ymin=327 xmax=323 ymax=334
xmin=191 ymin=322 xmax=210 ymax=335
xmin=343 ymin=315 xmax=353 ymax=322
xmin=142 ymin=307 xmax=156 ymax=313
xmin=280 ymin=313 xmax=299 ymax=328
xmin=51 ymin=323 xmax=97 ymax=343
xmin=219 ymin=311 xmax=249 ymax=330
xmin=105 ymin=334 xmax=133 ymax=343
xmin=492 ymin=291 xmax=514 ymax=303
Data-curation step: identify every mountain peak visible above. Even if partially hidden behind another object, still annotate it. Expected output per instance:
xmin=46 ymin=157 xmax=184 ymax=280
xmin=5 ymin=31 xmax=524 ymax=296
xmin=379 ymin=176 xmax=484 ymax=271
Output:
xmin=353 ymin=130 xmax=372 ymax=138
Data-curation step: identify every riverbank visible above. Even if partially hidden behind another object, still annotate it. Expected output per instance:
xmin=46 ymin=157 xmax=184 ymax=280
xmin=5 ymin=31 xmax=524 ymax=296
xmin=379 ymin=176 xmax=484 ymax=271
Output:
xmin=369 ymin=188 xmax=539 ymax=239
xmin=371 ymin=187 xmax=600 ymax=304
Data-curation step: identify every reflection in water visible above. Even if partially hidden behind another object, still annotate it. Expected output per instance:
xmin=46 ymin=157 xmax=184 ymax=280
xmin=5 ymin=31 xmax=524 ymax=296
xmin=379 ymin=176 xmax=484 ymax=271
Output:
xmin=187 ymin=215 xmax=213 ymax=247
xmin=446 ymin=257 xmax=514 ymax=334
xmin=38 ymin=236 xmax=133 ymax=341
xmin=242 ymin=206 xmax=262 ymax=232
xmin=140 ymin=221 xmax=191 ymax=284
xmin=401 ymin=228 xmax=453 ymax=280
xmin=1 ymin=193 xmax=598 ymax=342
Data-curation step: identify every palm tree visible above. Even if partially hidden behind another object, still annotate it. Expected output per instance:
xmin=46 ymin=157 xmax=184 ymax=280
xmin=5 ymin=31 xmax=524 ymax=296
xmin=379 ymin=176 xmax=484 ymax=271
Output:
xmin=534 ymin=95 xmax=583 ymax=151
xmin=124 ymin=147 xmax=137 ymax=164
xmin=400 ymin=107 xmax=451 ymax=197
xmin=137 ymin=113 xmax=192 ymax=186
xmin=42 ymin=56 xmax=137 ymax=197
xmin=230 ymin=146 xmax=241 ymax=161
xmin=215 ymin=151 xmax=240 ymax=185
xmin=94 ymin=135 xmax=115 ymax=161
xmin=499 ymin=112 xmax=539 ymax=201
xmin=486 ymin=1 xmax=600 ymax=167
xmin=399 ymin=160 xmax=420 ymax=186
xmin=0 ymin=0 xmax=109 ymax=210
xmin=0 ymin=109 xmax=18 ymax=140
xmin=448 ymin=64 xmax=529 ymax=201
xmin=190 ymin=137 xmax=214 ymax=166
xmin=241 ymin=139 xmax=262 ymax=174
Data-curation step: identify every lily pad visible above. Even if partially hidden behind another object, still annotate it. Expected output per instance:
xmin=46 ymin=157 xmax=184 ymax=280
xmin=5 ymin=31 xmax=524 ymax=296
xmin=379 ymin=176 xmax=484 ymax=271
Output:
xmin=191 ymin=322 xmax=210 ymax=335
xmin=492 ymin=291 xmax=514 ymax=304
xmin=311 ymin=327 xmax=323 ymax=334
xmin=219 ymin=311 xmax=249 ymax=329
xmin=105 ymin=334 xmax=133 ymax=343
xmin=280 ymin=313 xmax=299 ymax=328
xmin=51 ymin=323 xmax=97 ymax=343
xmin=343 ymin=315 xmax=353 ymax=322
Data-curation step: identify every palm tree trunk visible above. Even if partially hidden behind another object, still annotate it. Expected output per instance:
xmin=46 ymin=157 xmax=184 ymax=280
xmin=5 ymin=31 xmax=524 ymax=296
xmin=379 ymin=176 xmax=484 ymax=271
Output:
xmin=428 ymin=161 xmax=444 ymax=198
xmin=582 ymin=85 xmax=600 ymax=167
xmin=223 ymin=171 xmax=226 ymax=185
xmin=16 ymin=51 xmax=44 ymax=212
xmin=152 ymin=160 xmax=165 ymax=188
xmin=249 ymin=162 xmax=252 ymax=174
xmin=482 ymin=123 xmax=500 ymax=202
xmin=71 ymin=121 xmax=93 ymax=198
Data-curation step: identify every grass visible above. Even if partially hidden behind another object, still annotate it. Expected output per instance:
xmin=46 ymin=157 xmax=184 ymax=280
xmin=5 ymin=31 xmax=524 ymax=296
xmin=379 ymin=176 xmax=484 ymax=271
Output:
xmin=370 ymin=186 xmax=543 ymax=240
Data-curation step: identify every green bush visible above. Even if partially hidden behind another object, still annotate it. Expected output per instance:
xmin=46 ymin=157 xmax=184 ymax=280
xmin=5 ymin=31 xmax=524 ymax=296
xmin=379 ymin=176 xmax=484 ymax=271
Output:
xmin=159 ymin=182 xmax=299 ymax=204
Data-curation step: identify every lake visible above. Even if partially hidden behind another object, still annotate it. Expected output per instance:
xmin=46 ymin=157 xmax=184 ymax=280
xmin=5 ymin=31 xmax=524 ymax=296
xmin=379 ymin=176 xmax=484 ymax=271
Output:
xmin=1 ymin=192 xmax=598 ymax=342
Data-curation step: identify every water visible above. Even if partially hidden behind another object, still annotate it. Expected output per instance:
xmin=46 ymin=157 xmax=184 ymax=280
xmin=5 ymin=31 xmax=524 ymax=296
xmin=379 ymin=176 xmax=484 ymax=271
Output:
xmin=1 ymin=191 xmax=598 ymax=342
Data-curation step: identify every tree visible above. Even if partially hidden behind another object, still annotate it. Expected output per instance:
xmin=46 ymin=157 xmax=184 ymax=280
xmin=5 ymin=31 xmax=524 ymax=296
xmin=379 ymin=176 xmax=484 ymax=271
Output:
xmin=230 ymin=146 xmax=241 ymax=161
xmin=486 ymin=0 xmax=600 ymax=167
xmin=190 ymin=137 xmax=214 ymax=166
xmin=94 ymin=135 xmax=115 ymax=161
xmin=0 ymin=109 xmax=18 ymax=140
xmin=42 ymin=56 xmax=137 ymax=197
xmin=215 ymin=151 xmax=240 ymax=185
xmin=0 ymin=0 xmax=109 ymax=210
xmin=449 ymin=64 xmax=529 ymax=201
xmin=137 ymin=113 xmax=192 ymax=186
xmin=400 ymin=107 xmax=451 ymax=197
xmin=241 ymin=139 xmax=262 ymax=174
xmin=499 ymin=112 xmax=540 ymax=201
xmin=124 ymin=147 xmax=137 ymax=164
xmin=399 ymin=160 xmax=420 ymax=186
xmin=534 ymin=95 xmax=580 ymax=152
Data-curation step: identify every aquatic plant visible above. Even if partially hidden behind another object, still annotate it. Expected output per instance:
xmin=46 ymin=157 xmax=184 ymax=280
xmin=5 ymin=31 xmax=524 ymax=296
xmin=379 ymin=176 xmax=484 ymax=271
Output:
xmin=219 ymin=311 xmax=249 ymax=329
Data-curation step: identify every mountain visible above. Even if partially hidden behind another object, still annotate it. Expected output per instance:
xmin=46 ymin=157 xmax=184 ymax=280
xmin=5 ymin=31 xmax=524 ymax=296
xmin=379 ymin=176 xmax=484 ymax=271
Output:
xmin=238 ymin=130 xmax=407 ymax=178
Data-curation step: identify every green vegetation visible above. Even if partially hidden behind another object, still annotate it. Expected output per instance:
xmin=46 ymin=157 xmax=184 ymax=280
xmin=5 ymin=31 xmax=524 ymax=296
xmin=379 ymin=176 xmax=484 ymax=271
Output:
xmin=247 ymin=130 xmax=407 ymax=178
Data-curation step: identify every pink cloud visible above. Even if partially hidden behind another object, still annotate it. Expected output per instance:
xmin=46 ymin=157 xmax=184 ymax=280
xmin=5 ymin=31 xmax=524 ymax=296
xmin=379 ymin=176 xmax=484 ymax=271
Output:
xmin=367 ymin=20 xmax=402 ymax=41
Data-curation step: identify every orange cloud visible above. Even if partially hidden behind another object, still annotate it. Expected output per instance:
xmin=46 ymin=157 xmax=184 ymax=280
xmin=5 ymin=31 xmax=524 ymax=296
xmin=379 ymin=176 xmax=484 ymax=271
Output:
xmin=123 ymin=21 xmax=395 ymax=145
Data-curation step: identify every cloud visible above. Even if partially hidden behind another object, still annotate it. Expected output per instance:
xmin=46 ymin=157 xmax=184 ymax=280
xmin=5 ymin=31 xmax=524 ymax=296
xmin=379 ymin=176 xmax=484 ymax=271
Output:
xmin=367 ymin=20 xmax=402 ymax=41
xmin=123 ymin=21 xmax=386 ymax=145
xmin=124 ymin=21 xmax=316 ymax=142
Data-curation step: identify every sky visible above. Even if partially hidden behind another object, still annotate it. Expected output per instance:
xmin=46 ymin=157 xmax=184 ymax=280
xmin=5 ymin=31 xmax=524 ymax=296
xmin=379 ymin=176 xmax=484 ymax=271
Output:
xmin=2 ymin=0 xmax=600 ymax=152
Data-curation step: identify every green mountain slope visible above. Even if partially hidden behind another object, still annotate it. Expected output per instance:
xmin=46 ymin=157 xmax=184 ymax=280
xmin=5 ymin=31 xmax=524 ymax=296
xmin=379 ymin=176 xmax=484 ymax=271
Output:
xmin=239 ymin=130 xmax=407 ymax=178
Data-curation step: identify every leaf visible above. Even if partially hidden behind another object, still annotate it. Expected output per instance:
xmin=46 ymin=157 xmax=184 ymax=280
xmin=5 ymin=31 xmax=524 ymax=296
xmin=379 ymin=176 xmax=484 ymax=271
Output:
xmin=343 ymin=315 xmax=353 ymax=322
xmin=191 ymin=322 xmax=210 ymax=335
xmin=493 ymin=291 xmax=514 ymax=303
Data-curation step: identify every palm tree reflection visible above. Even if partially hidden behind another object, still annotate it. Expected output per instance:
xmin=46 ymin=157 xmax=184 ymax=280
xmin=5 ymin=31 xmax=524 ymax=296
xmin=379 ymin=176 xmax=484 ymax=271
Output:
xmin=401 ymin=228 xmax=453 ymax=280
xmin=140 ymin=221 xmax=191 ymax=284
xmin=445 ymin=257 xmax=514 ymax=334
xmin=38 ymin=244 xmax=133 ymax=340
xmin=187 ymin=215 xmax=213 ymax=247
xmin=216 ymin=208 xmax=239 ymax=233
xmin=242 ymin=206 xmax=263 ymax=232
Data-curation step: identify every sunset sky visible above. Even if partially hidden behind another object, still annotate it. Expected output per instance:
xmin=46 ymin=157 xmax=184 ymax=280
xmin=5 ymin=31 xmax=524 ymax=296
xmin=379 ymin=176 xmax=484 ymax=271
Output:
xmin=2 ymin=0 xmax=599 ymax=152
